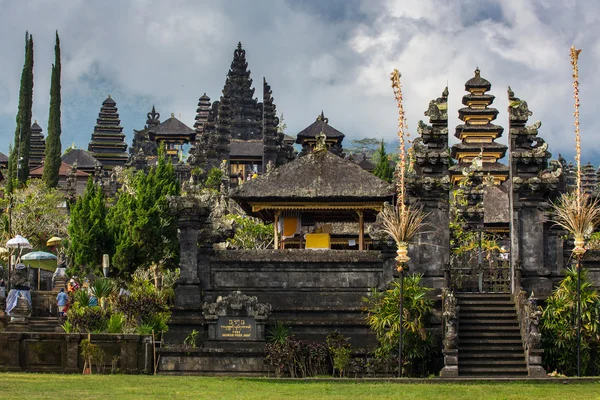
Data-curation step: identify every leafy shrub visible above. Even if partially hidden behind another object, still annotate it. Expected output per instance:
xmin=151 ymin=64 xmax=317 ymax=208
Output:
xmin=266 ymin=322 xmax=291 ymax=345
xmin=61 ymin=320 xmax=73 ymax=333
xmin=204 ymin=167 xmax=222 ymax=191
xmin=541 ymin=267 xmax=600 ymax=376
xmin=67 ymin=303 xmax=109 ymax=333
xmin=265 ymin=337 xmax=329 ymax=378
xmin=107 ymin=312 xmax=127 ymax=334
xmin=327 ymin=331 xmax=351 ymax=377
xmin=80 ymin=339 xmax=105 ymax=374
xmin=114 ymin=279 xmax=170 ymax=327
xmin=73 ymin=289 xmax=90 ymax=307
xmin=363 ymin=274 xmax=436 ymax=377
xmin=226 ymin=214 xmax=274 ymax=250
xmin=184 ymin=329 xmax=199 ymax=348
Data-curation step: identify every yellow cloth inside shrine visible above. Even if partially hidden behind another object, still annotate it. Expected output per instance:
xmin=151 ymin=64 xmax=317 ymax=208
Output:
xmin=305 ymin=233 xmax=331 ymax=249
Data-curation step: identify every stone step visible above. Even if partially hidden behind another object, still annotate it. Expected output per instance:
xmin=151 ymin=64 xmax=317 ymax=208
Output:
xmin=460 ymin=331 xmax=521 ymax=337
xmin=455 ymin=293 xmax=512 ymax=298
xmin=458 ymin=300 xmax=514 ymax=306
xmin=458 ymin=349 xmax=525 ymax=362
xmin=458 ymin=312 xmax=516 ymax=319
xmin=459 ymin=318 xmax=518 ymax=324
xmin=459 ymin=359 xmax=526 ymax=366
xmin=459 ymin=345 xmax=524 ymax=352
xmin=459 ymin=306 xmax=515 ymax=312
xmin=459 ymin=368 xmax=528 ymax=377
xmin=460 ymin=325 xmax=520 ymax=331
xmin=459 ymin=338 xmax=522 ymax=345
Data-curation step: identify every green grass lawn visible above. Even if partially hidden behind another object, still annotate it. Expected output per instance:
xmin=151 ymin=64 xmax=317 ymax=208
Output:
xmin=0 ymin=374 xmax=599 ymax=400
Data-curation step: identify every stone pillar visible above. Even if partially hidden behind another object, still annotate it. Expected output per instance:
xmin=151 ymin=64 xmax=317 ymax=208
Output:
xmin=518 ymin=199 xmax=552 ymax=296
xmin=169 ymin=195 xmax=210 ymax=310
xmin=65 ymin=334 xmax=80 ymax=373
xmin=5 ymin=333 xmax=22 ymax=371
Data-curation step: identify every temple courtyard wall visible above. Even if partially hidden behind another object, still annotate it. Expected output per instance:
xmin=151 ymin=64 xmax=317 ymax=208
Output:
xmin=0 ymin=332 xmax=152 ymax=374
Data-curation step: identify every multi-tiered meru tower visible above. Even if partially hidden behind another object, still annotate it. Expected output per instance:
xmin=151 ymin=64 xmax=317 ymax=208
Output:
xmin=88 ymin=95 xmax=128 ymax=170
xmin=450 ymin=68 xmax=508 ymax=184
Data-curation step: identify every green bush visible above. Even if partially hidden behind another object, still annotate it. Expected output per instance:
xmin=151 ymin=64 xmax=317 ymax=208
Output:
xmin=67 ymin=303 xmax=109 ymax=333
xmin=107 ymin=312 xmax=127 ymax=334
xmin=363 ymin=274 xmax=436 ymax=377
xmin=114 ymin=280 xmax=170 ymax=327
xmin=226 ymin=214 xmax=274 ymax=250
xmin=73 ymin=289 xmax=90 ymax=307
xmin=204 ymin=167 xmax=222 ymax=190
xmin=541 ymin=267 xmax=600 ymax=376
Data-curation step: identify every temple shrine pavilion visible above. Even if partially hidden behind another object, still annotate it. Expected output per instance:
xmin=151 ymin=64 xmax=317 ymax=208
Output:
xmin=230 ymin=133 xmax=393 ymax=250
xmin=148 ymin=113 xmax=196 ymax=162
xmin=296 ymin=111 xmax=345 ymax=157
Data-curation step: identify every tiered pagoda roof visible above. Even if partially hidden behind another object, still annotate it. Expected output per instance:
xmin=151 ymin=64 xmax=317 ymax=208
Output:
xmin=450 ymin=68 xmax=508 ymax=183
xmin=29 ymin=120 xmax=46 ymax=169
xmin=87 ymin=95 xmax=128 ymax=170
xmin=296 ymin=112 xmax=345 ymax=157
xmin=194 ymin=93 xmax=211 ymax=134
xmin=582 ymin=162 xmax=597 ymax=195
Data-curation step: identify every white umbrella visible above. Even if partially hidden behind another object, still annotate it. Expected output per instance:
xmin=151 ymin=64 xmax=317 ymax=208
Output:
xmin=6 ymin=235 xmax=32 ymax=265
xmin=6 ymin=235 xmax=32 ymax=249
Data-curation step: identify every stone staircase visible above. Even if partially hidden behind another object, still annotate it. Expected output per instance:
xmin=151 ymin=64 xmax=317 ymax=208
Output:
xmin=28 ymin=317 xmax=62 ymax=333
xmin=456 ymin=293 xmax=528 ymax=377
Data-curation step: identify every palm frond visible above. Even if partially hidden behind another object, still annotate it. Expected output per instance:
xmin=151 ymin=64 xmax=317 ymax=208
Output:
xmin=379 ymin=203 xmax=429 ymax=244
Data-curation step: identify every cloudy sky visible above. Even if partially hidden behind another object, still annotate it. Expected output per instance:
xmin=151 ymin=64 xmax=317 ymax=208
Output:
xmin=0 ymin=0 xmax=599 ymax=165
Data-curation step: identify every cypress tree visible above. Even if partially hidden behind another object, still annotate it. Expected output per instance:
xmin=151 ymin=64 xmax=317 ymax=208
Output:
xmin=43 ymin=31 xmax=62 ymax=188
xmin=374 ymin=140 xmax=394 ymax=182
xmin=8 ymin=32 xmax=34 ymax=188
xmin=68 ymin=177 xmax=110 ymax=273
xmin=108 ymin=148 xmax=180 ymax=278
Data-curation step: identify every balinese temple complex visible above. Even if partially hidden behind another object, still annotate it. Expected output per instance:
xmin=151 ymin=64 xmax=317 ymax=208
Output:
xmin=11 ymin=44 xmax=600 ymax=203
xmin=87 ymin=95 xmax=129 ymax=171
xmin=29 ymin=121 xmax=46 ymax=169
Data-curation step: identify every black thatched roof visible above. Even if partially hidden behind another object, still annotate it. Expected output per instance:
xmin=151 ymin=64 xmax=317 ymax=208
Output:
xmin=62 ymin=149 xmax=102 ymax=169
xmin=465 ymin=68 xmax=491 ymax=91
xmin=0 ymin=152 xmax=8 ymax=163
xmin=348 ymin=153 xmax=376 ymax=171
xmin=296 ymin=112 xmax=345 ymax=143
xmin=148 ymin=115 xmax=195 ymax=140
xmin=230 ymin=139 xmax=263 ymax=157
xmin=230 ymin=149 xmax=393 ymax=202
xmin=103 ymin=96 xmax=116 ymax=106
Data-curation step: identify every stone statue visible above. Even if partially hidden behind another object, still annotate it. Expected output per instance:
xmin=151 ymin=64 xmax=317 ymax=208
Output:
xmin=442 ymin=291 xmax=458 ymax=350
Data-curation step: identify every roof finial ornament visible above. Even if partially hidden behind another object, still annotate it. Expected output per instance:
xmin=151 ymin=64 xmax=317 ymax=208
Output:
xmin=108 ymin=94 xmax=111 ymax=98
xmin=474 ymin=67 xmax=480 ymax=78
xmin=171 ymin=113 xmax=175 ymax=118
xmin=315 ymin=130 xmax=328 ymax=153
xmin=316 ymin=110 xmax=328 ymax=124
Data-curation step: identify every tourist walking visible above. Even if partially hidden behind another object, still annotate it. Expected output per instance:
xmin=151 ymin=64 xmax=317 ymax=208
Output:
xmin=56 ymin=288 xmax=69 ymax=318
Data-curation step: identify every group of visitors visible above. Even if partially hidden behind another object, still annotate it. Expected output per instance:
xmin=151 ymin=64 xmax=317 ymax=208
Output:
xmin=56 ymin=277 xmax=98 ymax=319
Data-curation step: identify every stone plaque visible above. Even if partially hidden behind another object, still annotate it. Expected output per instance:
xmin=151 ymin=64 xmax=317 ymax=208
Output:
xmin=217 ymin=316 xmax=256 ymax=340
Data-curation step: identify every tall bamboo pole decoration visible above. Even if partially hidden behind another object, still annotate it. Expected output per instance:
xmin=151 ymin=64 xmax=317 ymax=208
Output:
xmin=391 ymin=69 xmax=407 ymax=214
xmin=570 ymin=45 xmax=583 ymax=378
xmin=570 ymin=46 xmax=582 ymax=207
xmin=390 ymin=69 xmax=408 ymax=378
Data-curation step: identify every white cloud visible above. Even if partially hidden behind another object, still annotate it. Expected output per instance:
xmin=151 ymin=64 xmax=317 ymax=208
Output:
xmin=0 ymin=0 xmax=598 ymax=165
